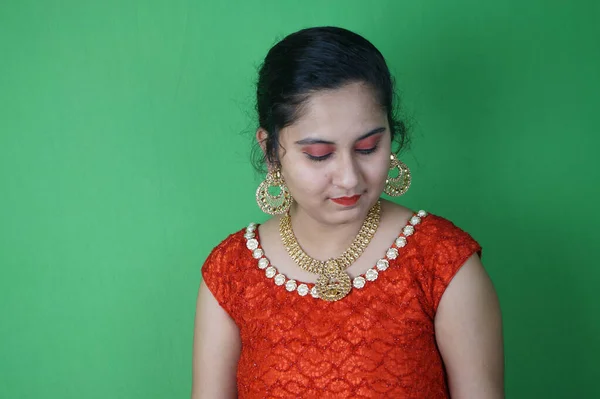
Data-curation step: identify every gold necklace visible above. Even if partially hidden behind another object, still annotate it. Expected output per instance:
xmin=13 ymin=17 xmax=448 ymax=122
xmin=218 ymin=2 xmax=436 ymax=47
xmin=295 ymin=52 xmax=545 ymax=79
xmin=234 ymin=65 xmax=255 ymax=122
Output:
xmin=279 ymin=201 xmax=381 ymax=302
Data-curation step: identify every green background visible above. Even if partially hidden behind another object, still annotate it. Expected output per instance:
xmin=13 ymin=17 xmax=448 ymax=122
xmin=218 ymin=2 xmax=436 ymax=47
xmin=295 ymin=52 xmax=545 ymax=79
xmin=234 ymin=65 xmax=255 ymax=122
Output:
xmin=1 ymin=0 xmax=598 ymax=397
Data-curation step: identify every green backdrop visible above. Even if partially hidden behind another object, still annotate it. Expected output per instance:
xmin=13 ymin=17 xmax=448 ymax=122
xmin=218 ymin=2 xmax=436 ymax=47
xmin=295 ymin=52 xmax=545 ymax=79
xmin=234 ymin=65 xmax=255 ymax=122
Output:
xmin=1 ymin=1 xmax=599 ymax=398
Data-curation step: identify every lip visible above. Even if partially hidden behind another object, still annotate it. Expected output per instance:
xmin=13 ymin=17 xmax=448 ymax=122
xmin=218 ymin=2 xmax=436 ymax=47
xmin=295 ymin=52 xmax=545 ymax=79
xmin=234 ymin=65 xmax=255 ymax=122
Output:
xmin=330 ymin=195 xmax=361 ymax=206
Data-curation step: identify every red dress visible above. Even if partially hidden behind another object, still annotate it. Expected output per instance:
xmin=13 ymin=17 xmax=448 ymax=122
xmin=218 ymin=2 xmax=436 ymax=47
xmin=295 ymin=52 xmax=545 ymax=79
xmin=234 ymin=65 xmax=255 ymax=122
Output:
xmin=201 ymin=212 xmax=481 ymax=398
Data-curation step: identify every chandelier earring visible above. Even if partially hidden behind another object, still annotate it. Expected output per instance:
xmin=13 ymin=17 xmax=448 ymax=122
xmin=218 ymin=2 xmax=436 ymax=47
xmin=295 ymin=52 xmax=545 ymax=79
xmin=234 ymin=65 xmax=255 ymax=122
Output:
xmin=256 ymin=167 xmax=293 ymax=215
xmin=384 ymin=153 xmax=411 ymax=197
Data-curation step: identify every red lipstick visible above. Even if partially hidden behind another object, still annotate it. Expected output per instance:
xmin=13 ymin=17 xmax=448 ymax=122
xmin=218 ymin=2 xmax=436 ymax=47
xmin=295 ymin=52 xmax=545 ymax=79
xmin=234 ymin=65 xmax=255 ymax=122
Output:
xmin=331 ymin=195 xmax=361 ymax=206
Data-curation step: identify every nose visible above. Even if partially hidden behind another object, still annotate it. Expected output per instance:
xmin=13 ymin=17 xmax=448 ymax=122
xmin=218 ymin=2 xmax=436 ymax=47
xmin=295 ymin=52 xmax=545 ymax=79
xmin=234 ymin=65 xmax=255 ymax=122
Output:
xmin=331 ymin=152 xmax=360 ymax=190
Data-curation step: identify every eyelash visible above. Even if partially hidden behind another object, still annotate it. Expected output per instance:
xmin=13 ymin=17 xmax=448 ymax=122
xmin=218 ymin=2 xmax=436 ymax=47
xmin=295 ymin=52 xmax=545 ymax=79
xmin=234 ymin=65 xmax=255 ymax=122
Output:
xmin=305 ymin=144 xmax=380 ymax=162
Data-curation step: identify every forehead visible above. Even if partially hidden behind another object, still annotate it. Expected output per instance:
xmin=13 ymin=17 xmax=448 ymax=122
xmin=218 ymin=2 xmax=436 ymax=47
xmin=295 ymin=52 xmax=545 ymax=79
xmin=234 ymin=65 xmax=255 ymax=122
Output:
xmin=285 ymin=82 xmax=386 ymax=140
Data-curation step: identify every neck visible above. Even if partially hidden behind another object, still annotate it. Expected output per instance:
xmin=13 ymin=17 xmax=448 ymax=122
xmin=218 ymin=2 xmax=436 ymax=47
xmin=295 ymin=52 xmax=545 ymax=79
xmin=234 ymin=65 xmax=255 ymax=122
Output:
xmin=286 ymin=201 xmax=376 ymax=261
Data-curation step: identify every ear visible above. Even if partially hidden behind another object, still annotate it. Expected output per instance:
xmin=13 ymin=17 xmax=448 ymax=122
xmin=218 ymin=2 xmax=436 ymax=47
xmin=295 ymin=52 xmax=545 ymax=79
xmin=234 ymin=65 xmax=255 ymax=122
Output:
xmin=256 ymin=127 xmax=277 ymax=172
xmin=256 ymin=127 xmax=268 ymax=154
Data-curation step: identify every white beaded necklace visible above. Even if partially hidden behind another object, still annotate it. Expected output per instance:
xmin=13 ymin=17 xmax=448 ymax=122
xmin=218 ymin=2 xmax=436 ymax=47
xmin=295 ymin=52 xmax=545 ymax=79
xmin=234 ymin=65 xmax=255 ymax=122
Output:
xmin=244 ymin=210 xmax=428 ymax=299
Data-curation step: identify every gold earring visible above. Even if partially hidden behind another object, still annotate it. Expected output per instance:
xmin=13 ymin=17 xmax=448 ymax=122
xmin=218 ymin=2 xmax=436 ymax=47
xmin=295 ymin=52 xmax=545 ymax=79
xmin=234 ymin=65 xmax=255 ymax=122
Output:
xmin=256 ymin=168 xmax=293 ymax=215
xmin=384 ymin=154 xmax=411 ymax=196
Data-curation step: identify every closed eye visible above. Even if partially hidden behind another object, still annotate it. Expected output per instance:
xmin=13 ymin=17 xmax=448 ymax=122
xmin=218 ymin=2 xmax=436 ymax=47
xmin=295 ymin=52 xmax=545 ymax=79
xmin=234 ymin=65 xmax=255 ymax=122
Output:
xmin=354 ymin=133 xmax=382 ymax=155
xmin=304 ymin=153 xmax=332 ymax=162
xmin=304 ymin=146 xmax=378 ymax=162
xmin=355 ymin=143 xmax=379 ymax=155
xmin=356 ymin=147 xmax=376 ymax=154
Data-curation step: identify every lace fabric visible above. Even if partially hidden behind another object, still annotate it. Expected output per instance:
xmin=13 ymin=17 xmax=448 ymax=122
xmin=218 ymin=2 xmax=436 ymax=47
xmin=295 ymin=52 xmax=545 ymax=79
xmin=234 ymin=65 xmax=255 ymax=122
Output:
xmin=201 ymin=214 xmax=481 ymax=398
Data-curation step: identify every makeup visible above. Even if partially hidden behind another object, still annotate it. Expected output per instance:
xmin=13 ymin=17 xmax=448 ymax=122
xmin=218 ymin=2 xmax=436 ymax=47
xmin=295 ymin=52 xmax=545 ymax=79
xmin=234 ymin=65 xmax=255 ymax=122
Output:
xmin=354 ymin=132 xmax=382 ymax=151
xmin=331 ymin=195 xmax=361 ymax=206
xmin=302 ymin=144 xmax=335 ymax=159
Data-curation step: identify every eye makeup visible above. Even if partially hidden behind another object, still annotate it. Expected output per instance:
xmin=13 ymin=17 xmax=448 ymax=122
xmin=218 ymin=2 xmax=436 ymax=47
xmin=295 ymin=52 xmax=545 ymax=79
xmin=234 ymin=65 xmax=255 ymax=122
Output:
xmin=298 ymin=127 xmax=386 ymax=161
xmin=302 ymin=144 xmax=335 ymax=157
xmin=354 ymin=132 xmax=383 ymax=154
xmin=302 ymin=144 xmax=335 ymax=161
xmin=354 ymin=133 xmax=382 ymax=150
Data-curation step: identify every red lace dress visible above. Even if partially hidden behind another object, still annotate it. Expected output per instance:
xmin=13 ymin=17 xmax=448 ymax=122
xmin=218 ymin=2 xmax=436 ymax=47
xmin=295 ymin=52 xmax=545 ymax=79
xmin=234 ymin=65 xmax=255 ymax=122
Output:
xmin=201 ymin=212 xmax=481 ymax=398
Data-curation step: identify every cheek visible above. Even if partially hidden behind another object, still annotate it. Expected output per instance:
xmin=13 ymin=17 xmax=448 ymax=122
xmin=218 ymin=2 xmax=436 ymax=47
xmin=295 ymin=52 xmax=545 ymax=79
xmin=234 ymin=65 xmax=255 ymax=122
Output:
xmin=362 ymin=152 xmax=391 ymax=181
xmin=281 ymin=159 xmax=328 ymax=194
xmin=298 ymin=168 xmax=329 ymax=189
xmin=366 ymin=165 xmax=389 ymax=188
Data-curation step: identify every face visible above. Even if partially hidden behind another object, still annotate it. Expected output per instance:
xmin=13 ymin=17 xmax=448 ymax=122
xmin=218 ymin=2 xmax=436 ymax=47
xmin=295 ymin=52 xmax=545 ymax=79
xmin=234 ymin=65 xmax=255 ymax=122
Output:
xmin=261 ymin=82 xmax=391 ymax=225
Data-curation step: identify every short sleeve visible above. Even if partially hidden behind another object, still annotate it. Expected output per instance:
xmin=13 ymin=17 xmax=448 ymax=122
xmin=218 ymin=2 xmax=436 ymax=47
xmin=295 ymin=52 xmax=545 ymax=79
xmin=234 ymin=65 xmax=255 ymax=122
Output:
xmin=201 ymin=235 xmax=240 ymax=323
xmin=423 ymin=216 xmax=482 ymax=313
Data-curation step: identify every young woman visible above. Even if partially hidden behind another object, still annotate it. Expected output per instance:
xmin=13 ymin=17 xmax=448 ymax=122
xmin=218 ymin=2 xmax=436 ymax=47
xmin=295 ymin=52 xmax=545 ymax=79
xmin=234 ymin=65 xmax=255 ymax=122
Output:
xmin=192 ymin=26 xmax=504 ymax=399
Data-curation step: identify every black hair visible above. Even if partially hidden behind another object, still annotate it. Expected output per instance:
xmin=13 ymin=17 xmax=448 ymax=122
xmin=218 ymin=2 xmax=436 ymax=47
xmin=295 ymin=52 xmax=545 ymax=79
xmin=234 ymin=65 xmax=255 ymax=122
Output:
xmin=252 ymin=26 xmax=409 ymax=172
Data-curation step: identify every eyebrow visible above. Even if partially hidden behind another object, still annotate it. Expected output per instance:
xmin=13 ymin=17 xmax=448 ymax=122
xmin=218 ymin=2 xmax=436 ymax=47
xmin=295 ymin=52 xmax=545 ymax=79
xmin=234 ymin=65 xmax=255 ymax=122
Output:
xmin=294 ymin=127 xmax=386 ymax=145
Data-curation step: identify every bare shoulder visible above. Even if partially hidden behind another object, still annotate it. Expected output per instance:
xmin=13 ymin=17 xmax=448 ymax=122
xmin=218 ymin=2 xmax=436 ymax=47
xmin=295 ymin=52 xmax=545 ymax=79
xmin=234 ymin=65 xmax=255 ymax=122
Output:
xmin=257 ymin=215 xmax=279 ymax=239
xmin=379 ymin=199 xmax=416 ymax=227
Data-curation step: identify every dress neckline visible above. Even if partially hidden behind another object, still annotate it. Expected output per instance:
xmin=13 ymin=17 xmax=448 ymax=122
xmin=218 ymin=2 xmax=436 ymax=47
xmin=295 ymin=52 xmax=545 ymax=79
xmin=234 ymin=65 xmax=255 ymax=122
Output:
xmin=243 ymin=210 xmax=429 ymax=299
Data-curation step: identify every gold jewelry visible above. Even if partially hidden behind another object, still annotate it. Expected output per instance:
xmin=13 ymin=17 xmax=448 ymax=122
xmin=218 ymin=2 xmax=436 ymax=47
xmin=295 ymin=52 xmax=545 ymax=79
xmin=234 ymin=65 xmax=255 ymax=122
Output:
xmin=279 ymin=201 xmax=381 ymax=301
xmin=315 ymin=259 xmax=353 ymax=302
xmin=256 ymin=168 xmax=293 ymax=215
xmin=384 ymin=154 xmax=411 ymax=197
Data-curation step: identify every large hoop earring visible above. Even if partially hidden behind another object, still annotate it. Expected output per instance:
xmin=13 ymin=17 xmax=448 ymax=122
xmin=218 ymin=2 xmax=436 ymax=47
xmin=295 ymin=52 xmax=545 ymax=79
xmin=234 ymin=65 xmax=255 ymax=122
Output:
xmin=384 ymin=154 xmax=411 ymax=197
xmin=256 ymin=168 xmax=293 ymax=215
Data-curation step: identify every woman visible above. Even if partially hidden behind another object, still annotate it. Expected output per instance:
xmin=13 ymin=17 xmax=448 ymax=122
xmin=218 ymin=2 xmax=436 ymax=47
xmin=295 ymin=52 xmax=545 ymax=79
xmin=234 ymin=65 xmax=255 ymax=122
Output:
xmin=192 ymin=26 xmax=504 ymax=399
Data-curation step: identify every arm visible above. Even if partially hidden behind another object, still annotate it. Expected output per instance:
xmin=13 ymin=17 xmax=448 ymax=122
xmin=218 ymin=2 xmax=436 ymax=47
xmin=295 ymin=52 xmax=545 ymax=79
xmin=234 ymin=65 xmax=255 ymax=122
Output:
xmin=191 ymin=280 xmax=241 ymax=399
xmin=434 ymin=254 xmax=504 ymax=399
